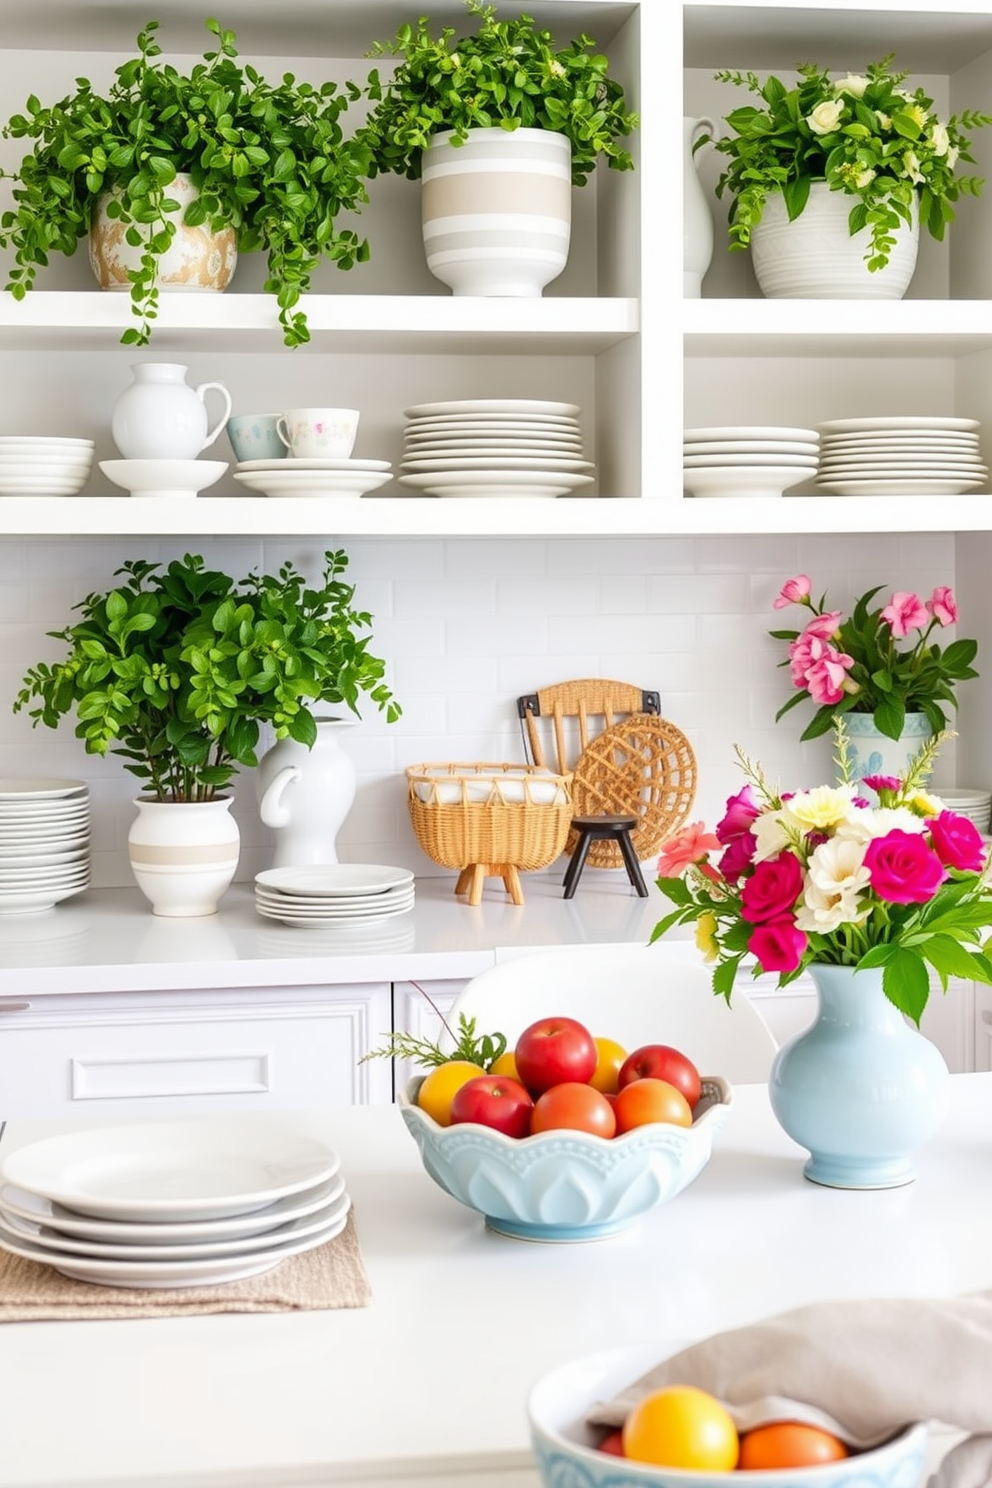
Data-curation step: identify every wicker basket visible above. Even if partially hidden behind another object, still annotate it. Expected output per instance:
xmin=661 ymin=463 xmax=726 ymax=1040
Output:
xmin=406 ymin=762 xmax=573 ymax=905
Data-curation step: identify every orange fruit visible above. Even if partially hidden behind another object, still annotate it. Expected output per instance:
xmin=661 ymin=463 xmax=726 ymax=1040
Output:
xmin=622 ymin=1385 xmax=738 ymax=1470
xmin=589 ymin=1036 xmax=628 ymax=1094
xmin=416 ymin=1060 xmax=487 ymax=1126
xmin=738 ymin=1422 xmax=848 ymax=1470
xmin=614 ymin=1077 xmax=693 ymax=1132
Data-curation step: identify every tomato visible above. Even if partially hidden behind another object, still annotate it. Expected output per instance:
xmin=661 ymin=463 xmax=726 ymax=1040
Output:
xmin=589 ymin=1036 xmax=628 ymax=1095
xmin=449 ymin=1075 xmax=534 ymax=1138
xmin=618 ymin=1043 xmax=702 ymax=1108
xmin=489 ymin=1050 xmax=520 ymax=1080
xmin=614 ymin=1077 xmax=693 ymax=1132
xmin=622 ymin=1386 xmax=739 ymax=1470
xmin=514 ymin=1017 xmax=598 ymax=1095
xmin=416 ymin=1060 xmax=487 ymax=1126
xmin=738 ymin=1422 xmax=848 ymax=1470
xmin=530 ymin=1081 xmax=617 ymax=1138
xmin=597 ymin=1429 xmax=625 ymax=1457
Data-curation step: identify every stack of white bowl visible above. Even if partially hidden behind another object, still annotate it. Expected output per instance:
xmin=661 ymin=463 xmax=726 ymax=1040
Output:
xmin=939 ymin=787 xmax=992 ymax=835
xmin=0 ymin=1118 xmax=350 ymax=1288
xmin=683 ymin=426 xmax=820 ymax=498
xmin=0 ymin=436 xmax=94 ymax=497
xmin=0 ymin=778 xmax=90 ymax=914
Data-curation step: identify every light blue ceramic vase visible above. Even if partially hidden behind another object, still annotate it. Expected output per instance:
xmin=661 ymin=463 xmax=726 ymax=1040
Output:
xmin=844 ymin=711 xmax=932 ymax=794
xmin=768 ymin=963 xmax=949 ymax=1189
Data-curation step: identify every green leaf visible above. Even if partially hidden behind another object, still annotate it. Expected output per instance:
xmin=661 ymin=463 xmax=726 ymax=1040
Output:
xmin=880 ymin=947 xmax=931 ymax=1024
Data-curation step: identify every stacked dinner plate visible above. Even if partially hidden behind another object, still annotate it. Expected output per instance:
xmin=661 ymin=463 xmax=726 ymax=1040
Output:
xmin=683 ymin=426 xmax=820 ymax=498
xmin=255 ymin=862 xmax=415 ymax=927
xmin=232 ymin=457 xmax=393 ymax=500
xmin=938 ymin=787 xmax=992 ymax=835
xmin=816 ymin=416 xmax=988 ymax=496
xmin=397 ymin=399 xmax=596 ymax=499
xmin=0 ymin=778 xmax=90 ymax=914
xmin=0 ymin=1118 xmax=350 ymax=1288
xmin=0 ymin=436 xmax=94 ymax=497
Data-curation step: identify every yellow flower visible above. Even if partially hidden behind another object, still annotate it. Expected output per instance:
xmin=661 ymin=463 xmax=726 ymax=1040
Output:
xmin=907 ymin=789 xmax=944 ymax=818
xmin=784 ymin=785 xmax=858 ymax=832
xmin=695 ymin=911 xmax=719 ymax=963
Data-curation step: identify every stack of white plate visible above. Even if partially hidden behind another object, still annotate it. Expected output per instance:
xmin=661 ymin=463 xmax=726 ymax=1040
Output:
xmin=0 ymin=436 xmax=94 ymax=497
xmin=232 ymin=458 xmax=393 ymax=500
xmin=255 ymin=863 xmax=415 ymax=927
xmin=397 ymin=399 xmax=596 ymax=499
xmin=0 ymin=1118 xmax=350 ymax=1288
xmin=938 ymin=787 xmax=992 ymax=834
xmin=0 ymin=778 xmax=90 ymax=914
xmin=683 ymin=426 xmax=819 ymax=498
xmin=816 ymin=417 xmax=987 ymax=496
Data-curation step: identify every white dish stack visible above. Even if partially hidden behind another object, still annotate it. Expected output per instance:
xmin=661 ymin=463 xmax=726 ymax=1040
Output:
xmin=254 ymin=863 xmax=415 ymax=927
xmin=683 ymin=426 xmax=820 ymax=498
xmin=816 ymin=416 xmax=987 ymax=496
xmin=398 ymin=399 xmax=596 ymax=498
xmin=232 ymin=458 xmax=393 ymax=500
xmin=0 ymin=1119 xmax=350 ymax=1288
xmin=939 ymin=787 xmax=992 ymax=836
xmin=0 ymin=778 xmax=90 ymax=914
xmin=0 ymin=436 xmax=94 ymax=497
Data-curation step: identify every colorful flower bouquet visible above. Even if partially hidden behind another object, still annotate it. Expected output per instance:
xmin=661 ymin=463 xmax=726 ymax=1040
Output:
xmin=651 ymin=722 xmax=992 ymax=1022
xmin=771 ymin=574 xmax=979 ymax=741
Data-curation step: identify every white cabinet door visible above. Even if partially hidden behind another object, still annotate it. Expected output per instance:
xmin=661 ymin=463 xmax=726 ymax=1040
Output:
xmin=0 ymin=983 xmax=392 ymax=1119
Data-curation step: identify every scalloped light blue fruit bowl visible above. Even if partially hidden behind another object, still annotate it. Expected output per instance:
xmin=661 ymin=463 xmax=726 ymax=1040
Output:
xmin=527 ymin=1343 xmax=929 ymax=1488
xmin=398 ymin=1075 xmax=732 ymax=1241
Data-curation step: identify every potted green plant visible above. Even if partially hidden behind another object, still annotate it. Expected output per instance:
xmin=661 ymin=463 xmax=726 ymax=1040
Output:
xmin=708 ymin=57 xmax=992 ymax=298
xmin=358 ymin=0 xmax=638 ymax=296
xmin=13 ymin=548 xmax=400 ymax=914
xmin=0 ymin=18 xmax=371 ymax=347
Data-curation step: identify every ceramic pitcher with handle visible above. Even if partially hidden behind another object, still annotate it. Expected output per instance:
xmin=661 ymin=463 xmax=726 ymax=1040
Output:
xmin=256 ymin=719 xmax=358 ymax=869
xmin=111 ymin=363 xmax=233 ymax=460
xmin=684 ymin=116 xmax=716 ymax=297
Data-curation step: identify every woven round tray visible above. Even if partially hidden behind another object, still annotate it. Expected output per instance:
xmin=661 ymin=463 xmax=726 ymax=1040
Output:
xmin=568 ymin=715 xmax=697 ymax=869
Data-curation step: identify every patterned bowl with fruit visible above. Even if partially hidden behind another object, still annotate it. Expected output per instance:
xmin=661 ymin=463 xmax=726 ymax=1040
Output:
xmin=527 ymin=1344 xmax=929 ymax=1487
xmin=398 ymin=1074 xmax=732 ymax=1242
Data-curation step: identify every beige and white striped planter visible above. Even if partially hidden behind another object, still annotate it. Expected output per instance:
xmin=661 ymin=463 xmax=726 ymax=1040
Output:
xmin=127 ymin=796 xmax=240 ymax=918
xmin=420 ymin=127 xmax=572 ymax=297
xmin=89 ymin=173 xmax=238 ymax=294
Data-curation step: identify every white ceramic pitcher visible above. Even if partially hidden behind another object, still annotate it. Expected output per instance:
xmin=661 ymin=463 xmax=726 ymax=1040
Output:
xmin=684 ymin=116 xmax=716 ymax=297
xmin=111 ymin=363 xmax=233 ymax=460
xmin=256 ymin=719 xmax=357 ymax=869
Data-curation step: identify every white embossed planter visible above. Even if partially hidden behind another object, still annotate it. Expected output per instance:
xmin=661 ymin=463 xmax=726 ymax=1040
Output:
xmin=750 ymin=181 xmax=919 ymax=299
xmin=127 ymin=797 xmax=240 ymax=918
xmin=89 ymin=172 xmax=238 ymax=293
xmin=421 ymin=127 xmax=572 ymax=297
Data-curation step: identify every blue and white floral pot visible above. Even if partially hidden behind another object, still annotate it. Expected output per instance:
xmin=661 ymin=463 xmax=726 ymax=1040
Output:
xmin=844 ymin=711 xmax=932 ymax=795
xmin=769 ymin=963 xmax=949 ymax=1189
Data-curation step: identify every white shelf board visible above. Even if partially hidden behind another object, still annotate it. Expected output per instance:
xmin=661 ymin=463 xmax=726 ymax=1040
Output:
xmin=684 ymin=298 xmax=992 ymax=356
xmin=0 ymin=293 xmax=639 ymax=355
xmin=3 ymin=493 xmax=989 ymax=537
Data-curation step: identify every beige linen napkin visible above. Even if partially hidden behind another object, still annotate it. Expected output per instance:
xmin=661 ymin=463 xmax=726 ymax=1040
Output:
xmin=0 ymin=1208 xmax=371 ymax=1321
xmin=586 ymin=1292 xmax=992 ymax=1488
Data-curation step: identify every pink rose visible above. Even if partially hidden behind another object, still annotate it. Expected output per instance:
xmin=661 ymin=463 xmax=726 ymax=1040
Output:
xmin=928 ymin=586 xmax=958 ymax=627
xmin=719 ymin=831 xmax=757 ymax=884
xmin=804 ymin=641 xmax=855 ymax=705
xmin=748 ymin=917 xmax=807 ymax=974
xmin=881 ymin=591 xmax=929 ymax=639
xmin=741 ymin=852 xmax=804 ymax=923
xmin=864 ymin=830 xmax=946 ymax=904
xmin=928 ymin=811 xmax=986 ymax=872
xmin=716 ymin=784 xmax=760 ymax=844
xmin=656 ymin=821 xmax=722 ymax=878
xmin=773 ymin=574 xmax=812 ymax=609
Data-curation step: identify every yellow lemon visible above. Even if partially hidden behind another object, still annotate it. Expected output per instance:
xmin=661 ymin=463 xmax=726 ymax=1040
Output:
xmin=416 ymin=1060 xmax=486 ymax=1126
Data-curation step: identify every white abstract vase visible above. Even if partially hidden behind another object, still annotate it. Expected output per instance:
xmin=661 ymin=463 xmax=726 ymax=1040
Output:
xmin=256 ymin=719 xmax=358 ymax=869
xmin=684 ymin=116 xmax=715 ymax=297
xmin=750 ymin=181 xmax=919 ymax=299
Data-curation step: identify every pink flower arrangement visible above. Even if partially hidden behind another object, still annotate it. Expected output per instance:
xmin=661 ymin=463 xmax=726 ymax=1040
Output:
xmin=651 ymin=724 xmax=992 ymax=1022
xmin=771 ymin=575 xmax=978 ymax=741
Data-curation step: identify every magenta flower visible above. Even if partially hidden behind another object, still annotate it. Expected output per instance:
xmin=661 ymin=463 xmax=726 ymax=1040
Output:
xmin=719 ymin=831 xmax=757 ymax=884
xmin=928 ymin=811 xmax=987 ymax=873
xmin=716 ymin=784 xmax=760 ymax=844
xmin=804 ymin=641 xmax=855 ymax=706
xmin=862 ymin=775 xmax=901 ymax=794
xmin=864 ymin=830 xmax=947 ymax=904
xmin=929 ymin=586 xmax=959 ymax=627
xmin=741 ymin=852 xmax=804 ymax=923
xmin=881 ymin=591 xmax=929 ymax=639
xmin=773 ymin=574 xmax=812 ymax=609
xmin=656 ymin=822 xmax=722 ymax=878
xmin=747 ymin=917 xmax=807 ymax=974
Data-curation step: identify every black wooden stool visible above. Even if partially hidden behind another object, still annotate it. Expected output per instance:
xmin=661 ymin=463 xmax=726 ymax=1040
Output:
xmin=562 ymin=815 xmax=649 ymax=899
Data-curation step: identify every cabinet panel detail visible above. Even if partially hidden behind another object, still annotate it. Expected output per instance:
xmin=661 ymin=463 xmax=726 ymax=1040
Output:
xmin=70 ymin=1051 xmax=272 ymax=1101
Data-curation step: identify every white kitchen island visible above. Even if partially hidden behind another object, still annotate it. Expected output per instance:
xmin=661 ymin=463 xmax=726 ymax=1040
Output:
xmin=1 ymin=1076 xmax=990 ymax=1487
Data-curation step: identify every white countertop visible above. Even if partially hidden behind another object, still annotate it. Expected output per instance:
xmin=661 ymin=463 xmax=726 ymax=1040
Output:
xmin=0 ymin=876 xmax=672 ymax=994
xmin=2 ymin=1076 xmax=990 ymax=1487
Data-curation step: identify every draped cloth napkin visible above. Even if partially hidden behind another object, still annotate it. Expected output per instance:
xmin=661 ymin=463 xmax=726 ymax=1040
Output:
xmin=0 ymin=1208 xmax=372 ymax=1322
xmin=586 ymin=1292 xmax=992 ymax=1488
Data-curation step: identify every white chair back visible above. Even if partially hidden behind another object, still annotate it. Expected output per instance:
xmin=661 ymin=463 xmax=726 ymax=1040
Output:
xmin=447 ymin=942 xmax=778 ymax=1083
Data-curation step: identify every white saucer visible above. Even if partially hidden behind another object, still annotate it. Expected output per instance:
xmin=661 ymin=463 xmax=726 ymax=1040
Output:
xmin=817 ymin=477 xmax=985 ymax=495
xmin=684 ymin=465 xmax=812 ymax=498
xmin=237 ymin=457 xmax=391 ymax=473
xmin=818 ymin=416 xmax=980 ymax=433
xmin=100 ymin=459 xmax=227 ymax=499
xmin=399 ymin=471 xmax=595 ymax=498
xmin=683 ymin=453 xmax=819 ymax=468
xmin=404 ymin=399 xmax=580 ymax=418
xmin=400 ymin=455 xmax=594 ymax=472
xmin=683 ymin=425 xmax=820 ymax=442
xmin=232 ymin=470 xmax=392 ymax=498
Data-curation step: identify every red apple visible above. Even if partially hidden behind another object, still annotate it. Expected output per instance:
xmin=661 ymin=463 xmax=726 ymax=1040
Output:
xmin=449 ymin=1075 xmax=534 ymax=1138
xmin=514 ymin=1016 xmax=598 ymax=1094
xmin=617 ymin=1044 xmax=702 ymax=1108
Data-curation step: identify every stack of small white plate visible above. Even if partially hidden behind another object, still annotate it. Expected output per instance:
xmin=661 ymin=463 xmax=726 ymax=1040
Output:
xmin=0 ymin=436 xmax=94 ymax=497
xmin=938 ymin=787 xmax=992 ymax=834
xmin=398 ymin=399 xmax=595 ymax=498
xmin=683 ymin=426 xmax=819 ymax=498
xmin=255 ymin=863 xmax=415 ymax=927
xmin=232 ymin=458 xmax=393 ymax=500
xmin=0 ymin=1118 xmax=350 ymax=1288
xmin=0 ymin=778 xmax=90 ymax=914
xmin=816 ymin=417 xmax=987 ymax=496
